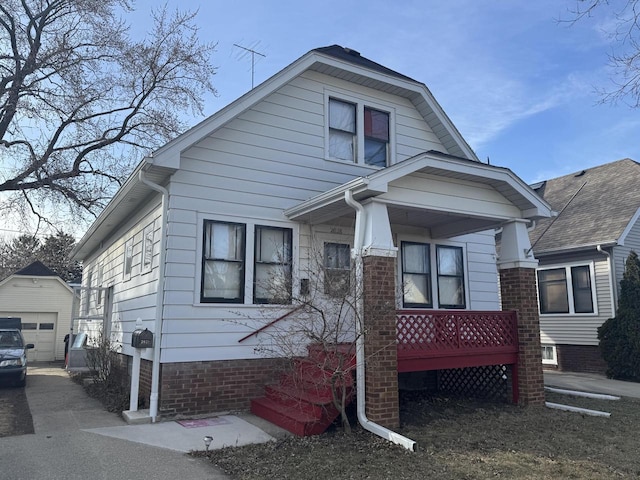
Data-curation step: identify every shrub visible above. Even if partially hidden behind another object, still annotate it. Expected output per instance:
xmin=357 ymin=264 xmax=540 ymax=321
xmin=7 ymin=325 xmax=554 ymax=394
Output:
xmin=598 ymin=251 xmax=640 ymax=380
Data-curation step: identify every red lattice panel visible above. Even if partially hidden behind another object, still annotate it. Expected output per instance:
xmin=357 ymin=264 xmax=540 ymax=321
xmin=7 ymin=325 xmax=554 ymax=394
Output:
xmin=438 ymin=365 xmax=510 ymax=401
xmin=396 ymin=310 xmax=518 ymax=356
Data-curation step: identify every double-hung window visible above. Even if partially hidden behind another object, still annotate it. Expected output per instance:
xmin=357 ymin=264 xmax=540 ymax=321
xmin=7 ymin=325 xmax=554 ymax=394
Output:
xmin=123 ymin=238 xmax=133 ymax=280
xmin=401 ymin=242 xmax=466 ymax=309
xmin=401 ymin=242 xmax=432 ymax=307
xmin=142 ymin=223 xmax=154 ymax=273
xmin=201 ymin=221 xmax=246 ymax=303
xmin=328 ymin=97 xmax=391 ymax=167
xmin=324 ymin=242 xmax=351 ymax=296
xmin=329 ymin=99 xmax=356 ymax=162
xmin=537 ymin=265 xmax=594 ymax=314
xmin=436 ymin=246 xmax=465 ymax=308
xmin=364 ymin=107 xmax=389 ymax=166
xmin=254 ymin=226 xmax=292 ymax=304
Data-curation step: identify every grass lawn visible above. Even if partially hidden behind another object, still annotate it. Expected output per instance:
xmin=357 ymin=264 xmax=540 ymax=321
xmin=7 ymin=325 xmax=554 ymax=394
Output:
xmin=198 ymin=390 xmax=640 ymax=479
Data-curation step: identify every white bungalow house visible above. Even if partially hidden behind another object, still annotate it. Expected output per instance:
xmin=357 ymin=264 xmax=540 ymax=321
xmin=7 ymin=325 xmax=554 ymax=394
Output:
xmin=72 ymin=45 xmax=553 ymax=432
xmin=529 ymin=159 xmax=640 ymax=374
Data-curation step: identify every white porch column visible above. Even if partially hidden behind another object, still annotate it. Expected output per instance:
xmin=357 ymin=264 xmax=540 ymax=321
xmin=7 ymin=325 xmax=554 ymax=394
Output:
xmin=497 ymin=219 xmax=538 ymax=270
xmin=361 ymin=200 xmax=397 ymax=257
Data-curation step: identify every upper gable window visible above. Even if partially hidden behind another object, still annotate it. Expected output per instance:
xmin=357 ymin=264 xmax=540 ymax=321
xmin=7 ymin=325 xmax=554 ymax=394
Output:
xmin=364 ymin=107 xmax=389 ymax=167
xmin=327 ymin=96 xmax=392 ymax=167
xmin=329 ymin=99 xmax=356 ymax=161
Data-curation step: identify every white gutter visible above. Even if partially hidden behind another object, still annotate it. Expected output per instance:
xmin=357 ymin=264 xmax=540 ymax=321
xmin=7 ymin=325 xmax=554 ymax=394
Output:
xmin=139 ymin=170 xmax=169 ymax=422
xmin=597 ymin=245 xmax=618 ymax=312
xmin=344 ymin=190 xmax=417 ymax=452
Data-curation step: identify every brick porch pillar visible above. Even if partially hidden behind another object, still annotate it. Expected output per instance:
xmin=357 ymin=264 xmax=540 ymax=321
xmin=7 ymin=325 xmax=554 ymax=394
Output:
xmin=498 ymin=220 xmax=545 ymax=406
xmin=362 ymin=254 xmax=399 ymax=428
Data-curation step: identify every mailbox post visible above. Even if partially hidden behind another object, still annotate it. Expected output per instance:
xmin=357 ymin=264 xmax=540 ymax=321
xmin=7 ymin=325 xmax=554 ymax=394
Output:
xmin=129 ymin=322 xmax=154 ymax=413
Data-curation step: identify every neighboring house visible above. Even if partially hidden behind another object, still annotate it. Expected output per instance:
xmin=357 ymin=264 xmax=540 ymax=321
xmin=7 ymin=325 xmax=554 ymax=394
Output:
xmin=72 ymin=45 xmax=552 ymax=428
xmin=0 ymin=261 xmax=73 ymax=362
xmin=528 ymin=158 xmax=640 ymax=374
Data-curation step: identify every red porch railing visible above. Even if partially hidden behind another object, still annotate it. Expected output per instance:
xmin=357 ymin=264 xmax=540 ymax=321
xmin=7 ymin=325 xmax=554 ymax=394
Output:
xmin=396 ymin=309 xmax=519 ymax=376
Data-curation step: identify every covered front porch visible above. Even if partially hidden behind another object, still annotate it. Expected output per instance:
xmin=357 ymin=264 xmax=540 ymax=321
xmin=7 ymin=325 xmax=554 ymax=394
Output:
xmin=285 ymin=151 xmax=554 ymax=429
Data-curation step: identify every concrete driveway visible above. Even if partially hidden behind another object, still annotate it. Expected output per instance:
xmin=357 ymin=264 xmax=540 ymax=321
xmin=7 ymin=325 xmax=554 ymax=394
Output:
xmin=0 ymin=363 xmax=230 ymax=480
xmin=544 ymin=370 xmax=640 ymax=399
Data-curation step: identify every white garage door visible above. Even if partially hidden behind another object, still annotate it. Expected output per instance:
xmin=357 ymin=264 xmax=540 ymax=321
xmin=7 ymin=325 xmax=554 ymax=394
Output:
xmin=0 ymin=312 xmax=57 ymax=362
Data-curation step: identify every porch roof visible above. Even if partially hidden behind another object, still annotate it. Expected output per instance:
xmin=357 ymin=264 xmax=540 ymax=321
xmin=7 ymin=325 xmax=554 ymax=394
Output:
xmin=285 ymin=151 xmax=554 ymax=238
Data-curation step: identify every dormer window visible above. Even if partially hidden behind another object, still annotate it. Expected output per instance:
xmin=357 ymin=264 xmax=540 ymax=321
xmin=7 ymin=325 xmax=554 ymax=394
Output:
xmin=327 ymin=96 xmax=392 ymax=167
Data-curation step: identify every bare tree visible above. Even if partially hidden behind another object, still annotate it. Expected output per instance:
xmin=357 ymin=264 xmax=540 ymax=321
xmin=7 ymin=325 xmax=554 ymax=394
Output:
xmin=0 ymin=1 xmax=217 ymax=229
xmin=0 ymin=231 xmax=81 ymax=281
xmin=566 ymin=0 xmax=640 ymax=107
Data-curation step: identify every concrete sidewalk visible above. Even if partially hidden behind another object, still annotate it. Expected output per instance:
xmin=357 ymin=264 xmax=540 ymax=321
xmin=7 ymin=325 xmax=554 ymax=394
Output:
xmin=544 ymin=370 xmax=640 ymax=399
xmin=0 ymin=363 xmax=285 ymax=480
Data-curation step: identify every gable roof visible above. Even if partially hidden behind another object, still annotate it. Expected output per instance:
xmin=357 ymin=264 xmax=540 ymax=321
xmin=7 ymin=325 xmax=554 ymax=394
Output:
xmin=73 ymin=45 xmax=479 ymax=260
xmin=15 ymin=261 xmax=58 ymax=277
xmin=286 ymin=150 xmax=553 ymax=237
xmin=529 ymin=158 xmax=640 ymax=255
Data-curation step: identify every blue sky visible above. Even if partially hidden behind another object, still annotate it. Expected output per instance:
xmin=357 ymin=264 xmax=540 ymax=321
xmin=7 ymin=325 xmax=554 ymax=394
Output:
xmin=133 ymin=0 xmax=640 ymax=184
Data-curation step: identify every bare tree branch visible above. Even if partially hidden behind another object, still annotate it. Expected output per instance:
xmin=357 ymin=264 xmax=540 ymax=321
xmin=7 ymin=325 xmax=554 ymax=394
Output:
xmin=0 ymin=0 xmax=217 ymax=229
xmin=566 ymin=0 xmax=640 ymax=107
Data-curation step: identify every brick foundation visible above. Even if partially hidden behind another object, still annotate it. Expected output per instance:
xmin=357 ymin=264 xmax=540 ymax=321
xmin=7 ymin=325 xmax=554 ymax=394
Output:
xmin=551 ymin=344 xmax=607 ymax=375
xmin=114 ymin=354 xmax=285 ymax=417
xmin=362 ymin=255 xmax=400 ymax=429
xmin=499 ymin=267 xmax=545 ymax=405
xmin=159 ymin=358 xmax=285 ymax=416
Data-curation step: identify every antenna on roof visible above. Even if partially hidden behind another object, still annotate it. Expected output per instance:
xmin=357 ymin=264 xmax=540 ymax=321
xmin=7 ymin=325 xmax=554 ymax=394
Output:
xmin=233 ymin=42 xmax=266 ymax=89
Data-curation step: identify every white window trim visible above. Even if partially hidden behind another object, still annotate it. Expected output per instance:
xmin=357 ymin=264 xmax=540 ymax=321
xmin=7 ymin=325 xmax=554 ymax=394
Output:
xmin=123 ymin=238 xmax=134 ymax=281
xmin=324 ymin=88 xmax=396 ymax=167
xmin=541 ymin=344 xmax=558 ymax=366
xmin=194 ymin=213 xmax=299 ymax=307
xmin=397 ymin=235 xmax=469 ymax=309
xmin=141 ymin=222 xmax=155 ymax=274
xmin=537 ymin=261 xmax=598 ymax=316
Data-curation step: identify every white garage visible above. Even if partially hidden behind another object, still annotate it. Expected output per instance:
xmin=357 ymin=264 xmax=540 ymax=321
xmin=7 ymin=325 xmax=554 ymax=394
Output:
xmin=0 ymin=262 xmax=74 ymax=362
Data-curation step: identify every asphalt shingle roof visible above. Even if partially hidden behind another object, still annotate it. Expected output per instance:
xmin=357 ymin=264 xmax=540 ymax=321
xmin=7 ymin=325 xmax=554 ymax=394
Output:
xmin=14 ymin=260 xmax=58 ymax=277
xmin=529 ymin=158 xmax=640 ymax=255
xmin=313 ymin=45 xmax=418 ymax=83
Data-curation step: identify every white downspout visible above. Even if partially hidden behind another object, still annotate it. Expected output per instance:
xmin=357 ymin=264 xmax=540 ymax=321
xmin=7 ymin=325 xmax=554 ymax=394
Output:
xmin=139 ymin=170 xmax=169 ymax=422
xmin=344 ymin=190 xmax=417 ymax=452
xmin=596 ymin=245 xmax=617 ymax=311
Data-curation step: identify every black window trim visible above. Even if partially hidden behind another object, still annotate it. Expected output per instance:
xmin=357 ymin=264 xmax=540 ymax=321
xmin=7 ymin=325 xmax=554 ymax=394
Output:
xmin=253 ymin=225 xmax=293 ymax=305
xmin=200 ymin=219 xmax=246 ymax=304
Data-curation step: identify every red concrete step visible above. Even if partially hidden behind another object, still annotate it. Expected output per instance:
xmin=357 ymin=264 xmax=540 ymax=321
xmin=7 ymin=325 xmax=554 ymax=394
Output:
xmin=250 ymin=397 xmax=329 ymax=437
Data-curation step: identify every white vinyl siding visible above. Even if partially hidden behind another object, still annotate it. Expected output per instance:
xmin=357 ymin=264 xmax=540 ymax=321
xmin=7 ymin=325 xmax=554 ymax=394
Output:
xmin=80 ymin=201 xmax=163 ymax=360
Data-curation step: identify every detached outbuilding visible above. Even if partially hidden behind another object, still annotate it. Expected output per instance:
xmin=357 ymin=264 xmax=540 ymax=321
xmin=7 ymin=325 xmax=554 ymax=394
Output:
xmin=0 ymin=261 xmax=73 ymax=362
